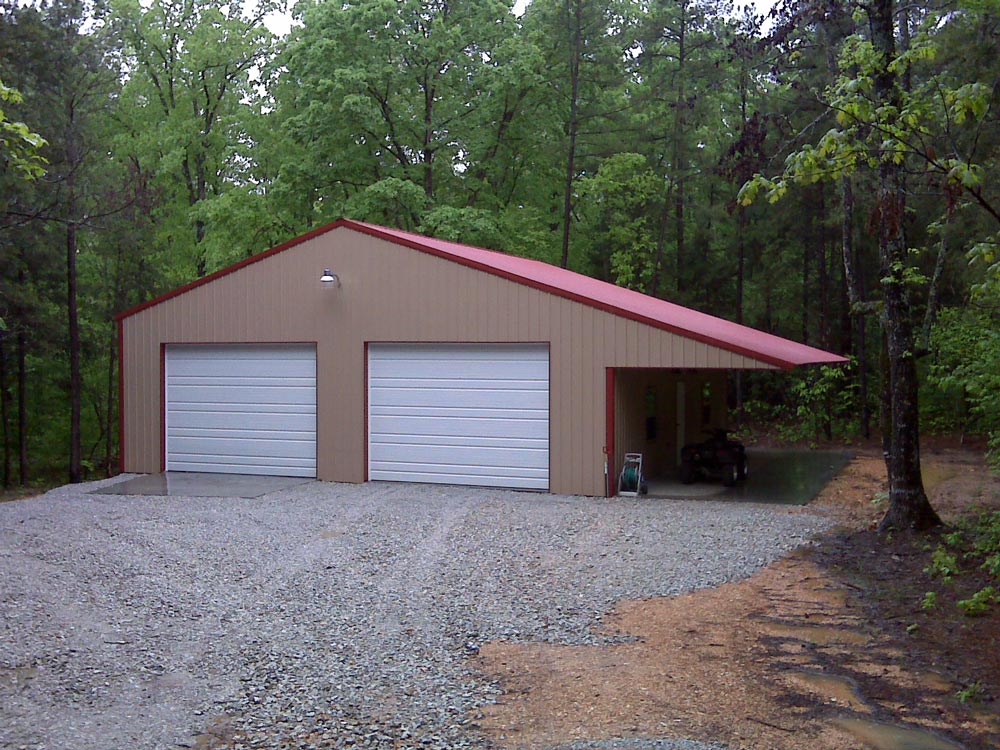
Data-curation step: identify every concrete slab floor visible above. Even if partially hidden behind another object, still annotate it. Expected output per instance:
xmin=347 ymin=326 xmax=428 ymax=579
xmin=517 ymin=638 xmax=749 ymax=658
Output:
xmin=639 ymin=448 xmax=853 ymax=505
xmin=94 ymin=472 xmax=314 ymax=498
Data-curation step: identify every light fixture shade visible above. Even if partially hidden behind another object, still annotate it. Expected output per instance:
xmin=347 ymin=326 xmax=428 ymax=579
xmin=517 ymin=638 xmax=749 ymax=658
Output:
xmin=320 ymin=268 xmax=340 ymax=286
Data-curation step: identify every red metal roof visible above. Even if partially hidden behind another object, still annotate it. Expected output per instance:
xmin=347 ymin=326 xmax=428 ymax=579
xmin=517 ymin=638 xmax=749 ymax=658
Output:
xmin=118 ymin=218 xmax=847 ymax=370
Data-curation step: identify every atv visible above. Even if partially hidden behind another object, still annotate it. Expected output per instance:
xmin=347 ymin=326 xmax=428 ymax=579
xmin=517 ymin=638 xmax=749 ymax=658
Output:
xmin=679 ymin=429 xmax=748 ymax=487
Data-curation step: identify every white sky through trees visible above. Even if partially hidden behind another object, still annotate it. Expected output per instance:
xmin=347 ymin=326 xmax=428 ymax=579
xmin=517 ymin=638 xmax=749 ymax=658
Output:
xmin=263 ymin=0 xmax=779 ymax=37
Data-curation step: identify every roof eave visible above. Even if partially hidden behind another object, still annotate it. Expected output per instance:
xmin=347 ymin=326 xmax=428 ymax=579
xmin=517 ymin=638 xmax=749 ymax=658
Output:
xmin=116 ymin=219 xmax=849 ymax=371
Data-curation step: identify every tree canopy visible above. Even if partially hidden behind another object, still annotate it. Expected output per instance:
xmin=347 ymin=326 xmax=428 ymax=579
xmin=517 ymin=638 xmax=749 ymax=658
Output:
xmin=2 ymin=0 xmax=999 ymax=528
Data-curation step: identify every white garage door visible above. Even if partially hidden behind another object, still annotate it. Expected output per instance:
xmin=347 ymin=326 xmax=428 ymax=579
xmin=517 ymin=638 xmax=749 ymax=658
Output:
xmin=368 ymin=344 xmax=549 ymax=490
xmin=165 ymin=344 xmax=316 ymax=477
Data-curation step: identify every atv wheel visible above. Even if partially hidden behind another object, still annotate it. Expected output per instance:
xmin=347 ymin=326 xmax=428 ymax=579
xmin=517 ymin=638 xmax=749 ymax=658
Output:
xmin=722 ymin=462 xmax=738 ymax=487
xmin=738 ymin=457 xmax=748 ymax=481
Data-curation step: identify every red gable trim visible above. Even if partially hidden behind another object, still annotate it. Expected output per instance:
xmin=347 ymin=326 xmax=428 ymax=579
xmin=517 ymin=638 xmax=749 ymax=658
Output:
xmin=116 ymin=218 xmax=847 ymax=370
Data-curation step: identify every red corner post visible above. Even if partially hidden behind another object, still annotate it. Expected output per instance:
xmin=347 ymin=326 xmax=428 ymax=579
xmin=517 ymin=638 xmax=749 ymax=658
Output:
xmin=605 ymin=368 xmax=615 ymax=497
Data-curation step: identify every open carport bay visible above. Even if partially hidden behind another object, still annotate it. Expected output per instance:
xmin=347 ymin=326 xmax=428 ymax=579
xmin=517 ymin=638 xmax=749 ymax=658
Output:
xmin=0 ymin=477 xmax=831 ymax=750
xmin=646 ymin=449 xmax=853 ymax=504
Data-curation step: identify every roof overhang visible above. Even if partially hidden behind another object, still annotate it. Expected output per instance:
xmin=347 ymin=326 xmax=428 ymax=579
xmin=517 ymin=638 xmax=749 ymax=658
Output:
xmin=117 ymin=218 xmax=848 ymax=371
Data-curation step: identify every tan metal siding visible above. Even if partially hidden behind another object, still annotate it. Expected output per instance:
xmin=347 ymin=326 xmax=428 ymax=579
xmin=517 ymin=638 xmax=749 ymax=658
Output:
xmin=122 ymin=228 xmax=777 ymax=495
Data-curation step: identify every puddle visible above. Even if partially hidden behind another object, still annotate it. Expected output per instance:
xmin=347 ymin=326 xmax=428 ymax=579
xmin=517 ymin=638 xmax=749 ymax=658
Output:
xmin=832 ymin=717 xmax=965 ymax=750
xmin=764 ymin=622 xmax=869 ymax=646
xmin=788 ymin=670 xmax=868 ymax=711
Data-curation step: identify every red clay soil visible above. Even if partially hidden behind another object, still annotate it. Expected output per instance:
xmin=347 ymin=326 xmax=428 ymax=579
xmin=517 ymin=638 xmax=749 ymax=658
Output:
xmin=473 ymin=449 xmax=1000 ymax=750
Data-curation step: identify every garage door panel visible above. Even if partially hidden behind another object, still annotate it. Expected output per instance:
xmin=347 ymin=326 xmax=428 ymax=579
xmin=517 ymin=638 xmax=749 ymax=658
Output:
xmin=370 ymin=434 xmax=547 ymax=450
xmin=370 ymin=360 xmax=546 ymax=380
xmin=368 ymin=344 xmax=549 ymax=490
xmin=369 ymin=405 xmax=541 ymax=420
xmin=168 ymin=436 xmax=315 ymax=458
xmin=170 ymin=376 xmax=315 ymax=388
xmin=372 ymin=444 xmax=547 ymax=469
xmin=370 ymin=376 xmax=545 ymax=390
xmin=372 ymin=345 xmax=544 ymax=361
xmin=174 ymin=403 xmax=316 ymax=415
xmin=369 ymin=386 xmax=547 ymax=410
xmin=168 ymin=385 xmax=316 ymax=405
xmin=170 ymin=412 xmax=316 ymax=431
xmin=170 ymin=345 xmax=314 ymax=361
xmin=166 ymin=345 xmax=316 ymax=477
xmin=368 ymin=465 xmax=548 ymax=489
xmin=170 ymin=355 xmax=314 ymax=377
xmin=169 ymin=458 xmax=316 ymax=477
xmin=369 ymin=461 xmax=549 ymax=479
xmin=369 ymin=415 xmax=547 ymax=439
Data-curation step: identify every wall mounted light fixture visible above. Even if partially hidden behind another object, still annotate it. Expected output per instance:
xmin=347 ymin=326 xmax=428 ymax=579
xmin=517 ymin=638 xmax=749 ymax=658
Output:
xmin=320 ymin=268 xmax=341 ymax=287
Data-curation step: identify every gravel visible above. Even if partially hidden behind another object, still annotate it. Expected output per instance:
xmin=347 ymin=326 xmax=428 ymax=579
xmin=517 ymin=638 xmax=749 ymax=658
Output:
xmin=0 ymin=476 xmax=830 ymax=750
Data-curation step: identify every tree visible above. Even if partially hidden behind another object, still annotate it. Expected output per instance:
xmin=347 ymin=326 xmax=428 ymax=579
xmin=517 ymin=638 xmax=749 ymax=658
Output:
xmin=0 ymin=79 xmax=47 ymax=183
xmin=741 ymin=0 xmax=1000 ymax=529
xmin=634 ymin=0 xmax=730 ymax=297
xmin=111 ymin=0 xmax=278 ymax=276
xmin=524 ymin=0 xmax=632 ymax=269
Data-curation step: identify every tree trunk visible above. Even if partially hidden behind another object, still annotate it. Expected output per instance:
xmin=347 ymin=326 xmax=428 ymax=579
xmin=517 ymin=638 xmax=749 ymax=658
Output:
xmin=559 ymin=0 xmax=582 ymax=270
xmin=17 ymin=328 xmax=27 ymax=486
xmin=0 ymin=340 xmax=9 ymax=489
xmin=801 ymin=240 xmax=810 ymax=344
xmin=840 ymin=177 xmax=871 ymax=437
xmin=869 ymin=0 xmax=939 ymax=531
xmin=672 ymin=6 xmax=687 ymax=294
xmin=424 ymin=77 xmax=435 ymax=200
xmin=67 ymin=217 xmax=82 ymax=484
xmin=817 ymin=186 xmax=830 ymax=349
xmin=105 ymin=327 xmax=117 ymax=476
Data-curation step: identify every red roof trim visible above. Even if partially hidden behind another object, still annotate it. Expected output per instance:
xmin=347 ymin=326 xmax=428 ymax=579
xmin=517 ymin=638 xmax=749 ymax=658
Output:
xmin=116 ymin=218 xmax=847 ymax=370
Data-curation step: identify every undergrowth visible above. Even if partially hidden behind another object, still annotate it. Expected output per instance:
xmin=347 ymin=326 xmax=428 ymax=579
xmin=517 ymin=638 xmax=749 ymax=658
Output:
xmin=924 ymin=510 xmax=1000 ymax=616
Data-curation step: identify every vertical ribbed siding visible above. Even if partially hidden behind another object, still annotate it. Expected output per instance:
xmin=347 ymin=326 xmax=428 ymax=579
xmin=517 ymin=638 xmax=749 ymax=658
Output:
xmin=121 ymin=229 xmax=777 ymax=496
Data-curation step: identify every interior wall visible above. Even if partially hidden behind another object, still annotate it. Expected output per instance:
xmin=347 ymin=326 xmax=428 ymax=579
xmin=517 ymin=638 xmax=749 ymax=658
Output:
xmin=614 ymin=369 xmax=729 ymax=485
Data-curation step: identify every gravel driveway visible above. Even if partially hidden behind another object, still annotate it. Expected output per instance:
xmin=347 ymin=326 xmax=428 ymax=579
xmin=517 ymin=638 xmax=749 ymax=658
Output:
xmin=1 ymin=476 xmax=830 ymax=750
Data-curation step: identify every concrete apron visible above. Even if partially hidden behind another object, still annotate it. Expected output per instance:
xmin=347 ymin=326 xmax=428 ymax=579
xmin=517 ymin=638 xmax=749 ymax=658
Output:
xmin=95 ymin=472 xmax=314 ymax=499
xmin=643 ymin=448 xmax=853 ymax=505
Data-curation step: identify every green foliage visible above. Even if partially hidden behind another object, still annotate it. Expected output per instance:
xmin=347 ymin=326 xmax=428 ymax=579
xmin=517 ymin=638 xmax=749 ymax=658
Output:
xmin=920 ymin=590 xmax=938 ymax=610
xmin=925 ymin=547 xmax=960 ymax=581
xmin=578 ymin=153 xmax=662 ymax=292
xmin=925 ymin=510 xmax=1000 ymax=616
xmin=925 ymin=307 xmax=1000 ymax=468
xmin=741 ymin=362 xmax=860 ymax=444
xmin=957 ymin=586 xmax=996 ymax=616
xmin=0 ymin=79 xmax=47 ymax=180
xmin=3 ymin=0 xmax=1000 ymax=485
xmin=956 ymin=680 xmax=986 ymax=704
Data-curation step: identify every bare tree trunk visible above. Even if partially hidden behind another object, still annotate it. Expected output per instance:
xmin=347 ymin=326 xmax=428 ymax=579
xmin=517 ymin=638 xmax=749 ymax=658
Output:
xmin=0 ymin=340 xmax=9 ymax=489
xmin=559 ymin=0 xmax=582 ymax=270
xmin=817 ymin=186 xmax=830 ymax=349
xmin=672 ymin=7 xmax=687 ymax=294
xmin=105 ymin=327 xmax=117 ymax=476
xmin=840 ymin=177 xmax=871 ymax=437
xmin=17 ymin=328 xmax=27 ymax=486
xmin=869 ymin=0 xmax=939 ymax=531
xmin=67 ymin=216 xmax=82 ymax=484
xmin=801 ymin=241 xmax=810 ymax=344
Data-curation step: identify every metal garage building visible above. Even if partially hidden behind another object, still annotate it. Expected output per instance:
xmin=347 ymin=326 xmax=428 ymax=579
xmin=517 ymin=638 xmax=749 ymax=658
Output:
xmin=118 ymin=219 xmax=844 ymax=496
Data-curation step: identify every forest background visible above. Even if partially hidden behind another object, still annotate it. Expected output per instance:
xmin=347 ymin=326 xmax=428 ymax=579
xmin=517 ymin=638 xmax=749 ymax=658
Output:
xmin=1 ymin=0 xmax=998 ymax=499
